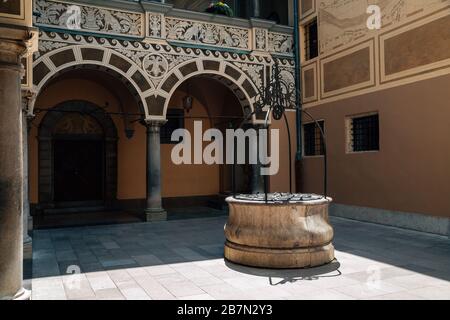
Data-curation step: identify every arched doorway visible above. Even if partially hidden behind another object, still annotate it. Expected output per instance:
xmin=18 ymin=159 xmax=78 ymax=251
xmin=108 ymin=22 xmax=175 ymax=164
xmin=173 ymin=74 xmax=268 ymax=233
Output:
xmin=38 ymin=100 xmax=118 ymax=211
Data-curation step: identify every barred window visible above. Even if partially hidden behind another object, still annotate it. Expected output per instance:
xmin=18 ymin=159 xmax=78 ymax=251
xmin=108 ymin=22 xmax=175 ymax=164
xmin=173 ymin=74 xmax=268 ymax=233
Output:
xmin=349 ymin=114 xmax=379 ymax=152
xmin=161 ymin=109 xmax=184 ymax=144
xmin=304 ymin=121 xmax=324 ymax=156
xmin=304 ymin=19 xmax=318 ymax=61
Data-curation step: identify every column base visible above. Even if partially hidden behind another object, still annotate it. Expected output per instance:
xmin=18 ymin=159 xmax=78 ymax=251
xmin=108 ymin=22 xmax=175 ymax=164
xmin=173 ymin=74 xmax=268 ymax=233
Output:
xmin=0 ymin=288 xmax=31 ymax=301
xmin=14 ymin=288 xmax=31 ymax=300
xmin=144 ymin=209 xmax=167 ymax=222
xmin=28 ymin=216 xmax=34 ymax=232
xmin=24 ymin=235 xmax=32 ymax=245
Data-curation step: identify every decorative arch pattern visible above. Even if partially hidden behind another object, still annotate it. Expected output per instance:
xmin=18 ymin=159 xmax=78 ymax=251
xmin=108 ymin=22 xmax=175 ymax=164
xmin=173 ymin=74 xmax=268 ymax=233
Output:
xmin=33 ymin=45 xmax=154 ymax=117
xmin=32 ymin=31 xmax=296 ymax=124
xmin=152 ymin=59 xmax=260 ymax=122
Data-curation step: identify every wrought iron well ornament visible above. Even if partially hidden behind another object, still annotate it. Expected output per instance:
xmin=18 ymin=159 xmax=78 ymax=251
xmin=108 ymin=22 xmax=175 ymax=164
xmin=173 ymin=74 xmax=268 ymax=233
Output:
xmin=232 ymin=61 xmax=328 ymax=203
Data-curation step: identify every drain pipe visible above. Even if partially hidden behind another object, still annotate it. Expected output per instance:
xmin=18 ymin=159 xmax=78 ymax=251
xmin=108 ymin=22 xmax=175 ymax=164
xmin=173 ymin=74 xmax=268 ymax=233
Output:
xmin=293 ymin=0 xmax=302 ymax=162
xmin=293 ymin=0 xmax=304 ymax=194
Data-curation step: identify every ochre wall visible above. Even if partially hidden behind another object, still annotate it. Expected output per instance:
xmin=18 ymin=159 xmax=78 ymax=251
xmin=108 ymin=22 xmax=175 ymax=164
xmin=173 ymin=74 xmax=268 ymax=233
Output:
xmin=161 ymin=90 xmax=220 ymax=198
xmin=300 ymin=0 xmax=450 ymax=107
xmin=298 ymin=0 xmax=450 ymax=219
xmin=300 ymin=74 xmax=450 ymax=218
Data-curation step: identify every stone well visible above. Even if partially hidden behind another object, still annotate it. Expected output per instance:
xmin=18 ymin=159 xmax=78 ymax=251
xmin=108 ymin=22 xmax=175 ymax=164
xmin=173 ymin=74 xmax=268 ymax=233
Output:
xmin=224 ymin=194 xmax=335 ymax=269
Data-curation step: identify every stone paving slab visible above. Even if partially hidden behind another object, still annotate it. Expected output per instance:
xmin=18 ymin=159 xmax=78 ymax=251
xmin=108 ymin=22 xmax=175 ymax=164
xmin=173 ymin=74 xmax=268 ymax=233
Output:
xmin=31 ymin=215 xmax=450 ymax=300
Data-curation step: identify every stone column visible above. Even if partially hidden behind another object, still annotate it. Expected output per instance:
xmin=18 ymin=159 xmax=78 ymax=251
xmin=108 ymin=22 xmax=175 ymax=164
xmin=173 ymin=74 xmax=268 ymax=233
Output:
xmin=250 ymin=125 xmax=264 ymax=194
xmin=144 ymin=120 xmax=167 ymax=222
xmin=21 ymin=91 xmax=35 ymax=245
xmin=0 ymin=29 xmax=31 ymax=300
xmin=22 ymin=112 xmax=32 ymax=244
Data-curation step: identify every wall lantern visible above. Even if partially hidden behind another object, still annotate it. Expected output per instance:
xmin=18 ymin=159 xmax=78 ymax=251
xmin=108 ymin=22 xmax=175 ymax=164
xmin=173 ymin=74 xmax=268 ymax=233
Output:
xmin=183 ymin=81 xmax=193 ymax=113
xmin=182 ymin=95 xmax=193 ymax=113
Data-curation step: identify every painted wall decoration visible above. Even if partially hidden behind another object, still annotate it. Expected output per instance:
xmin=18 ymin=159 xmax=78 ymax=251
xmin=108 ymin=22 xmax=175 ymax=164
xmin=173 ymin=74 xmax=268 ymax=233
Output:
xmin=268 ymin=32 xmax=294 ymax=55
xmin=32 ymin=31 xmax=296 ymax=120
xmin=33 ymin=0 xmax=294 ymax=55
xmin=302 ymin=0 xmax=450 ymax=106
xmin=318 ymin=0 xmax=450 ymax=54
xmin=34 ymin=0 xmax=143 ymax=37
xmin=165 ymin=17 xmax=250 ymax=50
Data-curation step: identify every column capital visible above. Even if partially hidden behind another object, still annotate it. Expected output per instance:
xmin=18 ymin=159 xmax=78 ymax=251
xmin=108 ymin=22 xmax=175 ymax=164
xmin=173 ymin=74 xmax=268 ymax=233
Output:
xmin=143 ymin=119 xmax=168 ymax=131
xmin=0 ymin=26 xmax=38 ymax=64
xmin=21 ymin=88 xmax=37 ymax=118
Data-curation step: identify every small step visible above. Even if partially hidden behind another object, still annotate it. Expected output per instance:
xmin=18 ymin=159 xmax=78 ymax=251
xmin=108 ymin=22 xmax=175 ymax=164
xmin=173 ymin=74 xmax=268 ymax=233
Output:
xmin=207 ymin=194 xmax=230 ymax=211
xmin=44 ymin=206 xmax=106 ymax=215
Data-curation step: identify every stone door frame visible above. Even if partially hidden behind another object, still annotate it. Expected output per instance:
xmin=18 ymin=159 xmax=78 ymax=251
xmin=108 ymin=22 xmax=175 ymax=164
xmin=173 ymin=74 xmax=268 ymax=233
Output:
xmin=37 ymin=100 xmax=118 ymax=211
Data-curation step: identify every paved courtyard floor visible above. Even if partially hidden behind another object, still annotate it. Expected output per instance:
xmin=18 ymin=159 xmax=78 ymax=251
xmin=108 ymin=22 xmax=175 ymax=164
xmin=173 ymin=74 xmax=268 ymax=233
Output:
xmin=30 ymin=214 xmax=450 ymax=300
